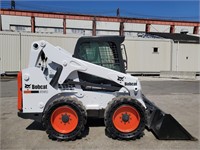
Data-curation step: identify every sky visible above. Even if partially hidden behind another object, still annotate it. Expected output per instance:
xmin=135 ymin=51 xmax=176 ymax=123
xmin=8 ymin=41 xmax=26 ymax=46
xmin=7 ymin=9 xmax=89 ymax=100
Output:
xmin=1 ymin=0 xmax=200 ymax=22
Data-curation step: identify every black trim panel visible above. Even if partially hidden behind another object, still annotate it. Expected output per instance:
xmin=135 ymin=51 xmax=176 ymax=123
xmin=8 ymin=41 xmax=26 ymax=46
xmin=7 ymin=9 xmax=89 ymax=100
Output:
xmin=18 ymin=112 xmax=42 ymax=122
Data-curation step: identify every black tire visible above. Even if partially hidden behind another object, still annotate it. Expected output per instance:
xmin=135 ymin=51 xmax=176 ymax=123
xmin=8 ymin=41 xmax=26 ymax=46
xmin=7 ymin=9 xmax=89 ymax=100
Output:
xmin=104 ymin=96 xmax=146 ymax=140
xmin=42 ymin=96 xmax=87 ymax=141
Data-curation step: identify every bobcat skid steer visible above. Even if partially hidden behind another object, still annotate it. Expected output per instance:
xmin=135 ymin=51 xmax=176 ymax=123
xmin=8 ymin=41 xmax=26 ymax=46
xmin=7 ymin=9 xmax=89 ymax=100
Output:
xmin=17 ymin=36 xmax=197 ymax=141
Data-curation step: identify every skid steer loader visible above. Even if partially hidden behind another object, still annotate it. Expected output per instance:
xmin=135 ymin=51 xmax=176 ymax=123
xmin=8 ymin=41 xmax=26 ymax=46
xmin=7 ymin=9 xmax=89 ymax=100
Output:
xmin=18 ymin=36 xmax=197 ymax=141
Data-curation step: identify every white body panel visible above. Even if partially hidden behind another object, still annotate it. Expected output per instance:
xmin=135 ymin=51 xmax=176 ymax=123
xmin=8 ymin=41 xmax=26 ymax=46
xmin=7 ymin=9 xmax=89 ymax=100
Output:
xmin=22 ymin=68 xmax=57 ymax=112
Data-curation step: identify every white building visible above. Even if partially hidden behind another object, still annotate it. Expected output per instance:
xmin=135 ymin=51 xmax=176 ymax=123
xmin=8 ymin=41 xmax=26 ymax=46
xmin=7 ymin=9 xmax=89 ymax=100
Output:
xmin=0 ymin=9 xmax=199 ymax=75
xmin=1 ymin=9 xmax=200 ymax=35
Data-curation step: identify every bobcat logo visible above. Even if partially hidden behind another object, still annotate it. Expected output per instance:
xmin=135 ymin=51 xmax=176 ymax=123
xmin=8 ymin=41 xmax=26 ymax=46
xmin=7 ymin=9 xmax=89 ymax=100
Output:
xmin=25 ymin=84 xmax=31 ymax=89
xmin=117 ymin=76 xmax=125 ymax=82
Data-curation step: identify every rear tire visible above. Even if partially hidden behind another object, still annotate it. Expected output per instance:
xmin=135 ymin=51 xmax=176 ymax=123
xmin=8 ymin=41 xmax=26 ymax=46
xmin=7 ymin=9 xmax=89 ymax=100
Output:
xmin=104 ymin=96 xmax=146 ymax=140
xmin=42 ymin=96 xmax=87 ymax=141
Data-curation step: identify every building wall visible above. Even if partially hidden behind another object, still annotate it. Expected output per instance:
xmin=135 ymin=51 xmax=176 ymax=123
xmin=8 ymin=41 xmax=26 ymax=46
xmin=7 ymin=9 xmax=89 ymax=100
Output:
xmin=124 ymin=23 xmax=145 ymax=32
xmin=66 ymin=19 xmax=93 ymax=36
xmin=97 ymin=21 xmax=119 ymax=30
xmin=0 ymin=32 xmax=20 ymax=72
xmin=124 ymin=38 xmax=172 ymax=72
xmin=174 ymin=43 xmax=200 ymax=71
xmin=96 ymin=22 xmax=120 ymax=35
xmin=96 ymin=30 xmax=119 ymax=35
xmin=150 ymin=24 xmax=170 ymax=33
xmin=0 ymin=31 xmax=199 ymax=73
xmin=2 ymin=15 xmax=31 ymax=31
xmin=35 ymin=18 xmax=63 ymax=34
xmin=35 ymin=18 xmax=63 ymax=28
xmin=1 ymin=15 xmax=198 ymax=35
xmin=67 ymin=19 xmax=92 ymax=29
xmin=175 ymin=26 xmax=194 ymax=34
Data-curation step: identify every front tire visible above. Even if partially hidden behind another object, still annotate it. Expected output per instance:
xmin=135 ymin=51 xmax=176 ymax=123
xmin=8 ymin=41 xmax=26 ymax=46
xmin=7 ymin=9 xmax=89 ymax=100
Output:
xmin=42 ymin=96 xmax=87 ymax=141
xmin=104 ymin=96 xmax=146 ymax=140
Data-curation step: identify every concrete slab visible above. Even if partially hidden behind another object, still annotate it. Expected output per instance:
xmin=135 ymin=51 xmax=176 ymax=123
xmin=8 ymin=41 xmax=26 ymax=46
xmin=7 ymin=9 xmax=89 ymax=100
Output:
xmin=0 ymin=79 xmax=200 ymax=150
xmin=160 ymin=71 xmax=196 ymax=79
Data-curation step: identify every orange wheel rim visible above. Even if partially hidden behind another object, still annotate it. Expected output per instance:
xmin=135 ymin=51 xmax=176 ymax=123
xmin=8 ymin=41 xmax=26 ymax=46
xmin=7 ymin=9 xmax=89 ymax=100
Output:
xmin=112 ymin=105 xmax=140 ymax=133
xmin=51 ymin=106 xmax=78 ymax=134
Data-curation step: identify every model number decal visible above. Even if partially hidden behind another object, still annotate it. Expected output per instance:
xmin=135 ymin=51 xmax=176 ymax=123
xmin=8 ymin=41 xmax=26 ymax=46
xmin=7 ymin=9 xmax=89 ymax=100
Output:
xmin=125 ymin=82 xmax=134 ymax=86
xmin=24 ymin=90 xmax=48 ymax=94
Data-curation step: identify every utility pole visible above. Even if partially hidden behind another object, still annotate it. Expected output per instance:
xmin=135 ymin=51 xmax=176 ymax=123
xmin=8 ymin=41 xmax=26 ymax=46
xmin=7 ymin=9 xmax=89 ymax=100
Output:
xmin=119 ymin=22 xmax=124 ymax=36
xmin=0 ymin=14 xmax=2 ymax=31
xmin=92 ymin=17 xmax=96 ymax=36
xmin=11 ymin=0 xmax=15 ymax=9
xmin=117 ymin=8 xmax=120 ymax=17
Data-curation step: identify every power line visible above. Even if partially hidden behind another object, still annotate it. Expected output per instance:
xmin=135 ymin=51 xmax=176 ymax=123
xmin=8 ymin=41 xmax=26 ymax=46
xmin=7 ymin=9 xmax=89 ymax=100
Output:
xmin=15 ymin=1 xmax=116 ymax=15
xmin=121 ymin=9 xmax=199 ymax=20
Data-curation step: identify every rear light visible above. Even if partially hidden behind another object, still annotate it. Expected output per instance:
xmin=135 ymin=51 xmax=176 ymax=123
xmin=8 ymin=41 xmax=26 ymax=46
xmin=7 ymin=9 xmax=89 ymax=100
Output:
xmin=17 ymin=71 xmax=22 ymax=111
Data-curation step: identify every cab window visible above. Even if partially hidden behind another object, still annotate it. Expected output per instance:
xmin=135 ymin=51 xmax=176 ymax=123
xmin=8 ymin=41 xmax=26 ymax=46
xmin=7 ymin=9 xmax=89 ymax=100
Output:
xmin=78 ymin=41 xmax=120 ymax=71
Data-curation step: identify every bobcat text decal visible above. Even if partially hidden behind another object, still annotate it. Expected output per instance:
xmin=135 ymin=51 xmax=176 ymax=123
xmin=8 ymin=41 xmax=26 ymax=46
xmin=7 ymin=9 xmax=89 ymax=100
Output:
xmin=24 ymin=84 xmax=48 ymax=94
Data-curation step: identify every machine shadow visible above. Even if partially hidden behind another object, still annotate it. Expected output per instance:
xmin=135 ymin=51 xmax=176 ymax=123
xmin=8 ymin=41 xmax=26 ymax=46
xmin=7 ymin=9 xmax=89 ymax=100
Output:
xmin=86 ymin=118 xmax=105 ymax=127
xmin=26 ymin=118 xmax=105 ymax=138
xmin=26 ymin=121 xmax=45 ymax=131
